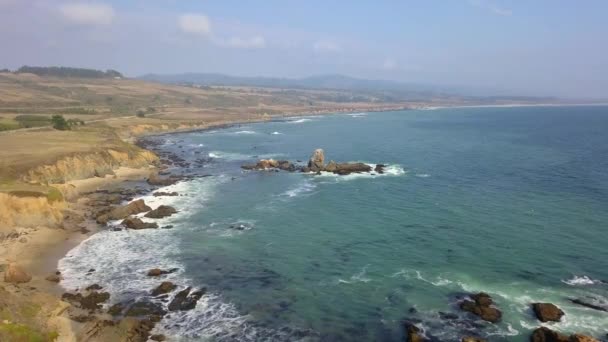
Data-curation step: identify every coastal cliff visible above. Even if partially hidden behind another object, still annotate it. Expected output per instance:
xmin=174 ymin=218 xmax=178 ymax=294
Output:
xmin=25 ymin=148 xmax=158 ymax=184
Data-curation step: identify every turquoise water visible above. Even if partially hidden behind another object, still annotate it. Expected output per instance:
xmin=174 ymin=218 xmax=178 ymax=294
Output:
xmin=60 ymin=106 xmax=608 ymax=341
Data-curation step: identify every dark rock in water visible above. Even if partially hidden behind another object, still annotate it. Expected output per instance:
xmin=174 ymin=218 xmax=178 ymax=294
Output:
xmin=150 ymin=334 xmax=166 ymax=341
xmin=569 ymin=297 xmax=608 ymax=312
xmin=277 ymin=160 xmax=296 ymax=171
xmin=333 ymin=162 xmax=372 ymax=175
xmin=375 ymin=164 xmax=386 ymax=174
xmin=125 ymin=301 xmax=167 ymax=317
xmin=96 ymin=199 xmax=151 ymax=224
xmin=462 ymin=337 xmax=486 ymax=342
xmin=147 ymin=268 xmax=178 ymax=277
xmin=459 ymin=292 xmax=502 ymax=323
xmin=162 ymin=225 xmax=174 ymax=229
xmin=151 ymin=281 xmax=176 ymax=296
xmin=532 ymin=303 xmax=564 ymax=322
xmin=153 ymin=192 xmax=178 ymax=197
xmin=439 ymin=311 xmax=459 ymax=320
xmin=86 ymin=284 xmax=103 ymax=291
xmin=230 ymin=222 xmax=253 ymax=231
xmin=404 ymin=322 xmax=425 ymax=342
xmin=168 ymin=286 xmax=206 ymax=311
xmin=80 ymin=291 xmax=110 ymax=311
xmin=144 ymin=205 xmax=177 ymax=219
xmin=63 ymin=291 xmax=110 ymax=311
xmin=108 ymin=303 xmax=124 ymax=316
xmin=121 ymin=217 xmax=158 ymax=230
xmin=324 ymin=160 xmax=338 ymax=172
xmin=530 ymin=327 xmax=569 ymax=342
xmin=308 ymin=148 xmax=325 ymax=172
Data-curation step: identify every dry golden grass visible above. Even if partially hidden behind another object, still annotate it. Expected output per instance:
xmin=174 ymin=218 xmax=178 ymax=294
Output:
xmin=0 ymin=73 xmax=413 ymax=185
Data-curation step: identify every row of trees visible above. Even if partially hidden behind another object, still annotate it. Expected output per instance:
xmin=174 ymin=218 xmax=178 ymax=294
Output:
xmin=13 ymin=66 xmax=123 ymax=79
xmin=50 ymin=115 xmax=85 ymax=130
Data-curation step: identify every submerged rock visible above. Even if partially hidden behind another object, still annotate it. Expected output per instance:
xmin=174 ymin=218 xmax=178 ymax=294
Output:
xmin=532 ymin=303 xmax=564 ymax=322
xmin=569 ymin=297 xmax=608 ymax=312
xmin=375 ymin=164 xmax=386 ymax=174
xmin=121 ymin=217 xmax=158 ymax=230
xmin=459 ymin=292 xmax=502 ymax=323
xmin=144 ymin=205 xmax=177 ymax=219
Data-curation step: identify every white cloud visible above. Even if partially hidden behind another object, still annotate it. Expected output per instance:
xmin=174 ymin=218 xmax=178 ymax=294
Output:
xmin=178 ymin=14 xmax=211 ymax=36
xmin=468 ymin=0 xmax=512 ymax=16
xmin=313 ymin=40 xmax=341 ymax=53
xmin=383 ymin=58 xmax=397 ymax=70
xmin=59 ymin=2 xmax=115 ymax=26
xmin=224 ymin=35 xmax=266 ymax=49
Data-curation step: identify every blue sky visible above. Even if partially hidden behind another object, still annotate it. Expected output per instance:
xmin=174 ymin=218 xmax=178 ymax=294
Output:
xmin=1 ymin=1 xmax=607 ymax=98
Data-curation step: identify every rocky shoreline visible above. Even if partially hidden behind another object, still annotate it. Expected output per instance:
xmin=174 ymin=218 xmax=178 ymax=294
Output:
xmin=2 ymin=115 xmax=607 ymax=341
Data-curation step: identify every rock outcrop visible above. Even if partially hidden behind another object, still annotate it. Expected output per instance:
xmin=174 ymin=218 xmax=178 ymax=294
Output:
xmin=570 ymin=334 xmax=600 ymax=342
xmin=530 ymin=327 xmax=569 ymax=342
xmin=121 ymin=217 xmax=158 ymax=230
xmin=462 ymin=337 xmax=486 ymax=342
xmin=308 ymin=149 xmax=325 ymax=172
xmin=96 ymin=199 xmax=151 ymax=224
xmin=151 ymin=281 xmax=176 ymax=296
xmin=167 ymin=287 xmax=205 ymax=311
xmin=144 ymin=205 xmax=177 ymax=219
xmin=529 ymin=327 xmax=598 ymax=342
xmin=532 ymin=303 xmax=564 ymax=322
xmin=459 ymin=292 xmax=502 ymax=323
xmin=332 ymin=162 xmax=372 ymax=175
xmin=404 ymin=323 xmax=424 ymax=342
xmin=3 ymin=263 xmax=32 ymax=283
xmin=147 ymin=173 xmax=179 ymax=186
xmin=62 ymin=290 xmax=110 ymax=311
xmin=146 ymin=268 xmax=178 ymax=277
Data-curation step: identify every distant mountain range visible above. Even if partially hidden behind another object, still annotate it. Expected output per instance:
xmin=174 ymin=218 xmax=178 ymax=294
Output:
xmin=138 ymin=73 xmax=556 ymax=102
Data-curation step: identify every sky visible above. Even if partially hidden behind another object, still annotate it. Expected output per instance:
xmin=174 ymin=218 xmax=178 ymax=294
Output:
xmin=1 ymin=0 xmax=607 ymax=98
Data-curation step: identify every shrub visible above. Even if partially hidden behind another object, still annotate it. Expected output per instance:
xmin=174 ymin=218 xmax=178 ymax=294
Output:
xmin=51 ymin=115 xmax=70 ymax=130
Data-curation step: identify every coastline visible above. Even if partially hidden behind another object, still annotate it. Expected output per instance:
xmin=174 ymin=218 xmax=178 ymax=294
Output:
xmin=1 ymin=106 xmax=378 ymax=341
xmin=2 ymin=103 xmax=607 ymax=341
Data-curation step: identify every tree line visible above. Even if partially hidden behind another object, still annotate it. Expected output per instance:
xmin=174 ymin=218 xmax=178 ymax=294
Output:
xmin=3 ymin=66 xmax=123 ymax=79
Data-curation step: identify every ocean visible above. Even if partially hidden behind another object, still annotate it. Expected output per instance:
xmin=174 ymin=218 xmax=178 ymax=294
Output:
xmin=59 ymin=105 xmax=608 ymax=341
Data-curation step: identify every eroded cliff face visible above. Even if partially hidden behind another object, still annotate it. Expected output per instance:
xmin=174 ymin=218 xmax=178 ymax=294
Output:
xmin=24 ymin=148 xmax=158 ymax=184
xmin=0 ymin=193 xmax=66 ymax=227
